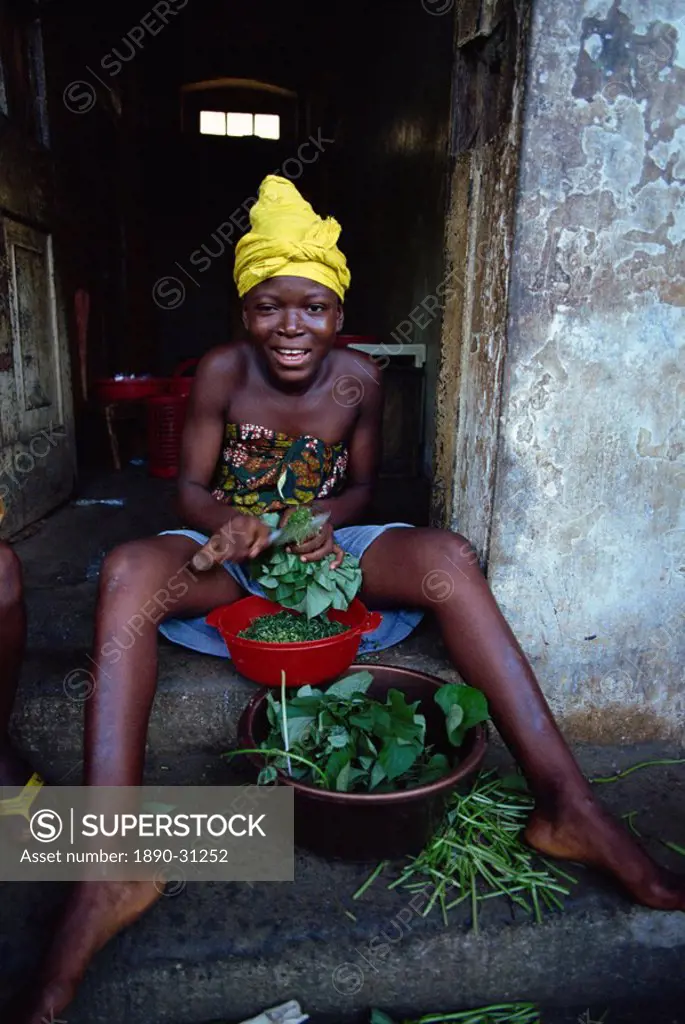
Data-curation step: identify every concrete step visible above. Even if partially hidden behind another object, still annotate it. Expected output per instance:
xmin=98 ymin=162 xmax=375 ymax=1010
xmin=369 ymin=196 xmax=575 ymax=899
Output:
xmin=11 ymin=642 xmax=258 ymax=773
xmin=7 ymin=471 xmax=685 ymax=1023
xmin=544 ymin=1004 xmax=681 ymax=1024
xmin=2 ymin=746 xmax=685 ymax=1023
xmin=2 ymin=848 xmax=685 ymax=1024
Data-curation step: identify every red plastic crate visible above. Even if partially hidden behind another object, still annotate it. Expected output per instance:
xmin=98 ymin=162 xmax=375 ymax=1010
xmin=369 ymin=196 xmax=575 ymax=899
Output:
xmin=147 ymin=394 xmax=189 ymax=478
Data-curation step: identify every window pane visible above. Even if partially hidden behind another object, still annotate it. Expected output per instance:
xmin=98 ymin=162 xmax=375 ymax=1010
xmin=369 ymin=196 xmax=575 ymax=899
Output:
xmin=226 ymin=112 xmax=254 ymax=136
xmin=254 ymin=114 xmax=280 ymax=140
xmin=200 ymin=110 xmax=226 ymax=135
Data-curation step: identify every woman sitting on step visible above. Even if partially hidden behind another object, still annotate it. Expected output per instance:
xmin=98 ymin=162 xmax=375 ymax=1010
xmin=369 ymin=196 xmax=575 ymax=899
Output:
xmin=5 ymin=175 xmax=685 ymax=1024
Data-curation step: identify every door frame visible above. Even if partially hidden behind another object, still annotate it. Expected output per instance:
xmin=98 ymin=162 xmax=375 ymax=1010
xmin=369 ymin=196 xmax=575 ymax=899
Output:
xmin=431 ymin=0 xmax=530 ymax=568
xmin=0 ymin=3 xmax=75 ymax=537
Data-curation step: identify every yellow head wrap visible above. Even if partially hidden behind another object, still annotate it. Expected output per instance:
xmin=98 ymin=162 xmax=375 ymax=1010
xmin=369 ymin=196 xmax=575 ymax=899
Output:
xmin=234 ymin=175 xmax=351 ymax=301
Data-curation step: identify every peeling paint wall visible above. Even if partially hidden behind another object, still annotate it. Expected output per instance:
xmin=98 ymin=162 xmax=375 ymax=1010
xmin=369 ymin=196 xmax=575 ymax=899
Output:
xmin=489 ymin=0 xmax=685 ymax=741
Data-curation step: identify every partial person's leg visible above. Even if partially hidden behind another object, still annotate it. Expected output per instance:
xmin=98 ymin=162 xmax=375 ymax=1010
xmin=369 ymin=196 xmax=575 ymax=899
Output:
xmin=0 ymin=542 xmax=30 ymax=786
xmin=14 ymin=533 xmax=246 ymax=1024
xmin=359 ymin=527 xmax=685 ymax=910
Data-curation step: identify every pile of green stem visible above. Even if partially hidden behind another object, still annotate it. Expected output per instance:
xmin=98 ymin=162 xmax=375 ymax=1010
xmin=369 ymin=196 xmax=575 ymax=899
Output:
xmin=238 ymin=610 xmax=347 ymax=643
xmin=356 ymin=771 xmax=575 ymax=931
xmin=371 ymin=1004 xmax=540 ymax=1024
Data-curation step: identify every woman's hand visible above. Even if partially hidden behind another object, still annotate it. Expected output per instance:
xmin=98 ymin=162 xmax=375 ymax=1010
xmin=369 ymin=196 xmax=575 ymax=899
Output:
xmin=280 ymin=509 xmax=344 ymax=569
xmin=191 ymin=514 xmax=272 ymax=571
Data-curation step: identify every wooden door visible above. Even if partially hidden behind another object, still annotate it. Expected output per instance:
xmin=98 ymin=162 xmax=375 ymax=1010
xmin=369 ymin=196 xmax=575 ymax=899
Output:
xmin=0 ymin=0 xmax=75 ymax=536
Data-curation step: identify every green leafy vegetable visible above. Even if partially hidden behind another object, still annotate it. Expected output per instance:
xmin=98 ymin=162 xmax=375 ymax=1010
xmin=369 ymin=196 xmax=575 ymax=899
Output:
xmin=379 ymin=737 xmax=422 ymax=781
xmin=251 ymin=507 xmax=363 ymax=619
xmin=227 ymin=672 xmax=490 ymax=794
xmin=435 ymin=684 xmax=489 ymax=747
xmin=325 ymin=672 xmax=374 ymax=699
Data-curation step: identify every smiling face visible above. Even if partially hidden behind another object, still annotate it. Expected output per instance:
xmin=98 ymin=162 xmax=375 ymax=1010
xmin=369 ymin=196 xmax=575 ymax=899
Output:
xmin=242 ymin=276 xmax=344 ymax=386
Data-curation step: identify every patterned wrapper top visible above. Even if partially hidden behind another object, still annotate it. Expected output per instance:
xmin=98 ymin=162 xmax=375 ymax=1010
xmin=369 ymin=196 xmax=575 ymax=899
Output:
xmin=210 ymin=422 xmax=349 ymax=516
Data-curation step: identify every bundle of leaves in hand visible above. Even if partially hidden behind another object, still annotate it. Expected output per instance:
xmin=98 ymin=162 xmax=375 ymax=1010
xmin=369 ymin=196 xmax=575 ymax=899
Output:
xmin=252 ymin=671 xmax=489 ymax=793
xmin=275 ymin=505 xmax=322 ymax=544
xmin=238 ymin=610 xmax=348 ymax=643
xmin=252 ymin=507 xmax=362 ymax=620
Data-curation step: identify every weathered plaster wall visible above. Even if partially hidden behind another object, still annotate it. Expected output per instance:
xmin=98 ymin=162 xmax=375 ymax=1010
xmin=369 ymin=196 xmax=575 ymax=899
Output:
xmin=489 ymin=0 xmax=685 ymax=740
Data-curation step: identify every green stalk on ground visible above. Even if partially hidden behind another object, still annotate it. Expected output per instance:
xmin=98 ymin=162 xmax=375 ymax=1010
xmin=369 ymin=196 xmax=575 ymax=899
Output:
xmin=357 ymin=757 xmax=685 ymax=928
xmin=371 ymin=1004 xmax=541 ymax=1024
xmin=599 ymin=760 xmax=685 ymax=861
xmin=589 ymin=757 xmax=685 ymax=784
xmin=356 ymin=770 xmax=575 ymax=931
xmin=244 ymin=735 xmax=685 ymax=942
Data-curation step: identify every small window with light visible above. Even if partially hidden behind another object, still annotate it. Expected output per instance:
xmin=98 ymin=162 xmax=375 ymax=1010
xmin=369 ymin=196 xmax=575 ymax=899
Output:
xmin=199 ymin=110 xmax=281 ymax=139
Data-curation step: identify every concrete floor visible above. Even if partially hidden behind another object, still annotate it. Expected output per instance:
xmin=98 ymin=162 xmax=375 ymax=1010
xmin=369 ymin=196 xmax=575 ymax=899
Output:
xmin=3 ymin=468 xmax=685 ymax=1023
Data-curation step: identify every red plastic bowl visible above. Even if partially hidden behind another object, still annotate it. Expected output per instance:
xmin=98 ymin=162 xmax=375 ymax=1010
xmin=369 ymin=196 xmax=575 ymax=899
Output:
xmin=206 ymin=596 xmax=382 ymax=688
xmin=93 ymin=378 xmax=164 ymax=403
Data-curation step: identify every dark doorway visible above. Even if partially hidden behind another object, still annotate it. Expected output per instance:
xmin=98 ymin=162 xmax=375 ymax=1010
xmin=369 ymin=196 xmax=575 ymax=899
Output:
xmin=35 ymin=0 xmax=459 ymax=524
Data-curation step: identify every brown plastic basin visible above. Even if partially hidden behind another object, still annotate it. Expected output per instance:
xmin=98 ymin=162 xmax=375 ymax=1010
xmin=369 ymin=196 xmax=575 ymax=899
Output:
xmin=237 ymin=663 xmax=488 ymax=861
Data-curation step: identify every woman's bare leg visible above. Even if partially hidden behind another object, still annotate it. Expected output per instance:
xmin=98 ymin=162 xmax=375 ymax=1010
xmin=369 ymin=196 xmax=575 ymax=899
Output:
xmin=84 ymin=535 xmax=245 ymax=786
xmin=14 ymin=534 xmax=246 ymax=1024
xmin=359 ymin=527 xmax=685 ymax=911
xmin=0 ymin=542 xmax=32 ymax=786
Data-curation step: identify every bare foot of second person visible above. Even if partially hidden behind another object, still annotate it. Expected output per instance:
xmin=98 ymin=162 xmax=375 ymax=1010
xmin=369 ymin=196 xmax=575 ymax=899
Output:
xmin=7 ymin=880 xmax=162 ymax=1023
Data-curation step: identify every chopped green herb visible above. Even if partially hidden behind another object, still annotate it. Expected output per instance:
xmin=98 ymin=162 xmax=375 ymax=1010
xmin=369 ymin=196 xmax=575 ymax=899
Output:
xmin=282 ymin=506 xmax=318 ymax=544
xmin=238 ymin=610 xmax=348 ymax=643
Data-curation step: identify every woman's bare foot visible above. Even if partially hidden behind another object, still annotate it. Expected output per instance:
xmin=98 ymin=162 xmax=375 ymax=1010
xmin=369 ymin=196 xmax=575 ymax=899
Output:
xmin=8 ymin=880 xmax=162 ymax=1023
xmin=525 ymin=792 xmax=685 ymax=911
